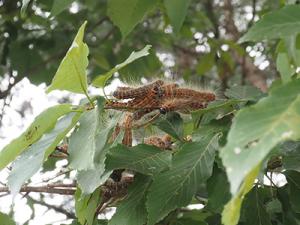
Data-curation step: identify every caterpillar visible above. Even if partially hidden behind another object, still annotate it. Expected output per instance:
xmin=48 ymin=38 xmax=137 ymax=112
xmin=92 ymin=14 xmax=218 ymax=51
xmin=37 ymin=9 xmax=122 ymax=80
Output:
xmin=113 ymin=80 xmax=164 ymax=99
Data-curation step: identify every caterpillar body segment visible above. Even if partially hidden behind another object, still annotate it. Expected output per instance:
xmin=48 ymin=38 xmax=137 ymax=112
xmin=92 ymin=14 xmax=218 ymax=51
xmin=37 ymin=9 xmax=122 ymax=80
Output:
xmin=161 ymin=87 xmax=215 ymax=102
xmin=144 ymin=134 xmax=172 ymax=150
xmin=159 ymin=99 xmax=207 ymax=114
xmin=122 ymin=113 xmax=133 ymax=147
xmin=113 ymin=80 xmax=164 ymax=99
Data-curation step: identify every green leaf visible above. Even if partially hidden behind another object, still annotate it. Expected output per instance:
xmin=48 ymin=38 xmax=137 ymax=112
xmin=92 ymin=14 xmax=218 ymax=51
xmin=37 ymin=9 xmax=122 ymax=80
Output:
xmin=285 ymin=170 xmax=300 ymax=213
xmin=222 ymin=165 xmax=260 ymax=225
xmin=47 ymin=21 xmax=89 ymax=94
xmin=196 ymin=52 xmax=216 ymax=75
xmin=283 ymin=145 xmax=300 ymax=172
xmin=243 ymin=187 xmax=272 ymax=225
xmin=109 ymin=174 xmax=151 ymax=225
xmin=69 ymin=98 xmax=120 ymax=171
xmin=92 ymin=45 xmax=152 ymax=87
xmin=0 ymin=104 xmax=73 ymax=170
xmin=7 ymin=112 xmax=81 ymax=195
xmin=51 ymin=0 xmax=75 ymax=17
xmin=154 ymin=112 xmax=183 ymax=141
xmin=105 ymin=144 xmax=172 ymax=175
xmin=220 ymin=79 xmax=300 ymax=195
xmin=163 ymin=0 xmax=191 ymax=34
xmin=171 ymin=219 xmax=207 ymax=225
xmin=225 ymin=85 xmax=264 ymax=101
xmin=107 ymin=0 xmax=158 ymax=38
xmin=239 ymin=5 xmax=300 ymax=43
xmin=0 ymin=212 xmax=16 ymax=225
xmin=75 ymin=188 xmax=100 ymax=225
xmin=146 ymin=134 xmax=220 ymax=225
xmin=21 ymin=0 xmax=31 ymax=18
xmin=77 ymin=170 xmax=111 ymax=194
xmin=206 ymin=166 xmax=231 ymax=213
xmin=277 ymin=52 xmax=294 ymax=83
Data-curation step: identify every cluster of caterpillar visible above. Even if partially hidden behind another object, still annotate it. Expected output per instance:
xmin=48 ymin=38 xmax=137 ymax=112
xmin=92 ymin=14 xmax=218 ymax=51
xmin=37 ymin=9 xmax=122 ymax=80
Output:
xmin=107 ymin=79 xmax=216 ymax=147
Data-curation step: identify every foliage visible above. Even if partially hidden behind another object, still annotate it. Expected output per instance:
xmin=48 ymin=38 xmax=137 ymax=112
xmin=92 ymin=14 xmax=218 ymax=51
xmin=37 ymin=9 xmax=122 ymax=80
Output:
xmin=1 ymin=1 xmax=300 ymax=225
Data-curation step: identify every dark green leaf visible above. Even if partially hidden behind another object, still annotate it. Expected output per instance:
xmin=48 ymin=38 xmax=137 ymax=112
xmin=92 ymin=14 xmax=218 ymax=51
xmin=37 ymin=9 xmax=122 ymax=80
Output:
xmin=105 ymin=144 xmax=172 ymax=175
xmin=240 ymin=5 xmax=300 ymax=42
xmin=225 ymin=85 xmax=264 ymax=101
xmin=243 ymin=187 xmax=272 ymax=225
xmin=51 ymin=0 xmax=75 ymax=17
xmin=163 ymin=0 xmax=191 ymax=34
xmin=285 ymin=171 xmax=300 ymax=213
xmin=107 ymin=0 xmax=158 ymax=38
xmin=206 ymin=166 xmax=231 ymax=213
xmin=196 ymin=52 xmax=216 ymax=75
xmin=146 ymin=134 xmax=220 ymax=225
xmin=109 ymin=174 xmax=151 ymax=225
xmin=92 ymin=45 xmax=151 ymax=87
xmin=154 ymin=112 xmax=183 ymax=141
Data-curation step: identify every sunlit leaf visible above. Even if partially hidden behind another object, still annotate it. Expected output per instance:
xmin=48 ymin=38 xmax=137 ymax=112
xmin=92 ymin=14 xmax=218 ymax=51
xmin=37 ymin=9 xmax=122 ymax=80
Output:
xmin=75 ymin=188 xmax=100 ymax=225
xmin=221 ymin=79 xmax=300 ymax=195
xmin=7 ymin=112 xmax=81 ymax=196
xmin=105 ymin=144 xmax=172 ymax=175
xmin=92 ymin=45 xmax=152 ymax=87
xmin=0 ymin=212 xmax=16 ymax=225
xmin=107 ymin=0 xmax=158 ymax=38
xmin=21 ymin=0 xmax=31 ymax=18
xmin=164 ymin=0 xmax=191 ymax=34
xmin=240 ymin=5 xmax=300 ymax=42
xmin=222 ymin=165 xmax=260 ymax=225
xmin=0 ymin=104 xmax=73 ymax=170
xmin=47 ymin=21 xmax=89 ymax=94
xmin=146 ymin=134 xmax=220 ymax=225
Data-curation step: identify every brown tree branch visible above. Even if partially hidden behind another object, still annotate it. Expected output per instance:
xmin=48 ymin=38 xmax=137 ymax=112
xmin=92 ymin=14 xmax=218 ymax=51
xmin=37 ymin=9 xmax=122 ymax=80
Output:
xmin=0 ymin=185 xmax=76 ymax=195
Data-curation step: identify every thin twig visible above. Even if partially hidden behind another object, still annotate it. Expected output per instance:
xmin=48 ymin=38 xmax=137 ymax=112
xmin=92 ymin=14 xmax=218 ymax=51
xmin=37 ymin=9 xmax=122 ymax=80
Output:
xmin=26 ymin=195 xmax=76 ymax=218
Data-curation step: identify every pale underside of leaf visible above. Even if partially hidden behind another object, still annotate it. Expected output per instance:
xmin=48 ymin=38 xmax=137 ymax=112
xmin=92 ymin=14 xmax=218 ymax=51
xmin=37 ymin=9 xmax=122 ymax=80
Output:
xmin=7 ymin=112 xmax=81 ymax=196
xmin=0 ymin=104 xmax=73 ymax=170
xmin=221 ymin=79 xmax=300 ymax=195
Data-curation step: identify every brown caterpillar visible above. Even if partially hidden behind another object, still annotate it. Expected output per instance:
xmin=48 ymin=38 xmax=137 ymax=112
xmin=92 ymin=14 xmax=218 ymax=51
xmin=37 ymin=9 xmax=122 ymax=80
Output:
xmin=159 ymin=99 xmax=207 ymax=114
xmin=113 ymin=80 xmax=164 ymax=99
xmin=144 ymin=134 xmax=172 ymax=150
xmin=122 ymin=113 xmax=133 ymax=147
xmin=162 ymin=87 xmax=215 ymax=102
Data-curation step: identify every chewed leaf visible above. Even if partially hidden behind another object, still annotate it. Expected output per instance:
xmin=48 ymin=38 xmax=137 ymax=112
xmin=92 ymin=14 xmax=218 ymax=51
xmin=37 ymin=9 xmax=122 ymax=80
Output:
xmin=221 ymin=79 xmax=300 ymax=195
xmin=8 ymin=112 xmax=81 ymax=196
xmin=0 ymin=104 xmax=73 ymax=170
xmin=47 ymin=21 xmax=89 ymax=94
